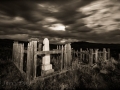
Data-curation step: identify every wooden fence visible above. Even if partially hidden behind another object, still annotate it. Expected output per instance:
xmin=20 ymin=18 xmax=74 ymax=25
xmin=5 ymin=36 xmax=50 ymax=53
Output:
xmin=12 ymin=38 xmax=111 ymax=84
xmin=12 ymin=38 xmax=72 ymax=84
xmin=72 ymin=48 xmax=110 ymax=65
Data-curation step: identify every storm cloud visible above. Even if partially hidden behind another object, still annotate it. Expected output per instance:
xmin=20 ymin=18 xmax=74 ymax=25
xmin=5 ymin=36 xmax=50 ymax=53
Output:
xmin=0 ymin=0 xmax=120 ymax=43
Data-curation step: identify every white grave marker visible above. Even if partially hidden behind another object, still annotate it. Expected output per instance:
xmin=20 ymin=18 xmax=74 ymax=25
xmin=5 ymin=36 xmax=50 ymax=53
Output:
xmin=42 ymin=38 xmax=54 ymax=74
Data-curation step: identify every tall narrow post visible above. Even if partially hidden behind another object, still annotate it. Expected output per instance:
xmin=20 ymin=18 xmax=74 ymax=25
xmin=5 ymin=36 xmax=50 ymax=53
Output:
xmin=103 ymin=48 xmax=106 ymax=61
xmin=12 ymin=42 xmax=15 ymax=62
xmin=28 ymin=38 xmax=39 ymax=79
xmin=26 ymin=43 xmax=31 ymax=84
xmin=13 ymin=41 xmax=18 ymax=62
xmin=66 ymin=43 xmax=71 ymax=69
xmin=64 ymin=44 xmax=67 ymax=69
xmin=18 ymin=44 xmax=21 ymax=68
xmin=33 ymin=41 xmax=37 ymax=79
xmin=20 ymin=44 xmax=24 ymax=71
xmin=61 ymin=45 xmax=64 ymax=71
xmin=29 ymin=41 xmax=34 ymax=80
xmin=95 ymin=49 xmax=98 ymax=63
xmin=16 ymin=42 xmax=19 ymax=67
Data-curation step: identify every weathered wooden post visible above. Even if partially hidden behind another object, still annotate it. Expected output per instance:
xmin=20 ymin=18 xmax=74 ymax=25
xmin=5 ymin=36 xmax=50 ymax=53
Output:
xmin=33 ymin=39 xmax=38 ymax=79
xmin=89 ymin=49 xmax=93 ymax=65
xmin=95 ymin=49 xmax=98 ymax=63
xmin=103 ymin=48 xmax=107 ymax=61
xmin=27 ymin=38 xmax=39 ymax=84
xmin=16 ymin=42 xmax=19 ymax=67
xmin=13 ymin=41 xmax=18 ymax=62
xmin=61 ymin=45 xmax=64 ymax=71
xmin=56 ymin=45 xmax=59 ymax=63
xmin=42 ymin=38 xmax=54 ymax=75
xmin=18 ymin=44 xmax=21 ymax=68
xmin=66 ymin=43 xmax=72 ymax=69
xmin=20 ymin=44 xmax=24 ymax=71
xmin=26 ymin=43 xmax=31 ymax=84
xmin=64 ymin=44 xmax=67 ymax=69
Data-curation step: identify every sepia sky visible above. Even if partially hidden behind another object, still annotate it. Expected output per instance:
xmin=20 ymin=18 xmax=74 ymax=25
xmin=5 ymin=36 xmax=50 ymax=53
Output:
xmin=0 ymin=0 xmax=120 ymax=43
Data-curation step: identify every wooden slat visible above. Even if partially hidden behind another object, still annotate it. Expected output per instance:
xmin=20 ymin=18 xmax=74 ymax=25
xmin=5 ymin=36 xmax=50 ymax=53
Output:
xmin=30 ymin=41 xmax=34 ymax=80
xmin=61 ymin=45 xmax=63 ymax=71
xmin=64 ymin=44 xmax=67 ymax=69
xmin=20 ymin=44 xmax=24 ymax=71
xmin=33 ymin=41 xmax=37 ymax=79
xmin=67 ymin=43 xmax=71 ymax=68
xmin=26 ymin=43 xmax=31 ymax=84
xmin=18 ymin=44 xmax=21 ymax=68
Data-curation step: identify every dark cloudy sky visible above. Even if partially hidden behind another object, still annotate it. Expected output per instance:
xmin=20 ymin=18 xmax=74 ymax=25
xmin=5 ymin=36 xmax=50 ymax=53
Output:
xmin=0 ymin=0 xmax=120 ymax=43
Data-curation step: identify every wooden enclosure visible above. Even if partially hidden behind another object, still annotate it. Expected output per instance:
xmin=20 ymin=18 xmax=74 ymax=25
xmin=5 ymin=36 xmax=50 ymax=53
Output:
xmin=12 ymin=38 xmax=111 ymax=84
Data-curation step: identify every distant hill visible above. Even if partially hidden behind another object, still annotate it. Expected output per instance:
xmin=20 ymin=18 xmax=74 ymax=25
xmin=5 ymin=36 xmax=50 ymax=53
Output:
xmin=0 ymin=39 xmax=120 ymax=50
xmin=0 ymin=39 xmax=29 ymax=48
xmin=71 ymin=41 xmax=120 ymax=50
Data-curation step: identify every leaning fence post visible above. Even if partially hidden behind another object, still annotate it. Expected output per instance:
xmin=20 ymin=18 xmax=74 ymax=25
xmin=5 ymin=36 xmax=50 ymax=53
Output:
xmin=26 ymin=43 xmax=31 ymax=84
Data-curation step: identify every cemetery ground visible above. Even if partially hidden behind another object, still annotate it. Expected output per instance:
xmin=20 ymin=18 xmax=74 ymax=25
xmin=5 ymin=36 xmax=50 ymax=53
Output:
xmin=1 ymin=45 xmax=120 ymax=89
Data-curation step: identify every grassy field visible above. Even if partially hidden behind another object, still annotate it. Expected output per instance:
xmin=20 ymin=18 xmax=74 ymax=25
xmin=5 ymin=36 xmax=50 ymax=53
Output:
xmin=1 ymin=57 xmax=120 ymax=90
